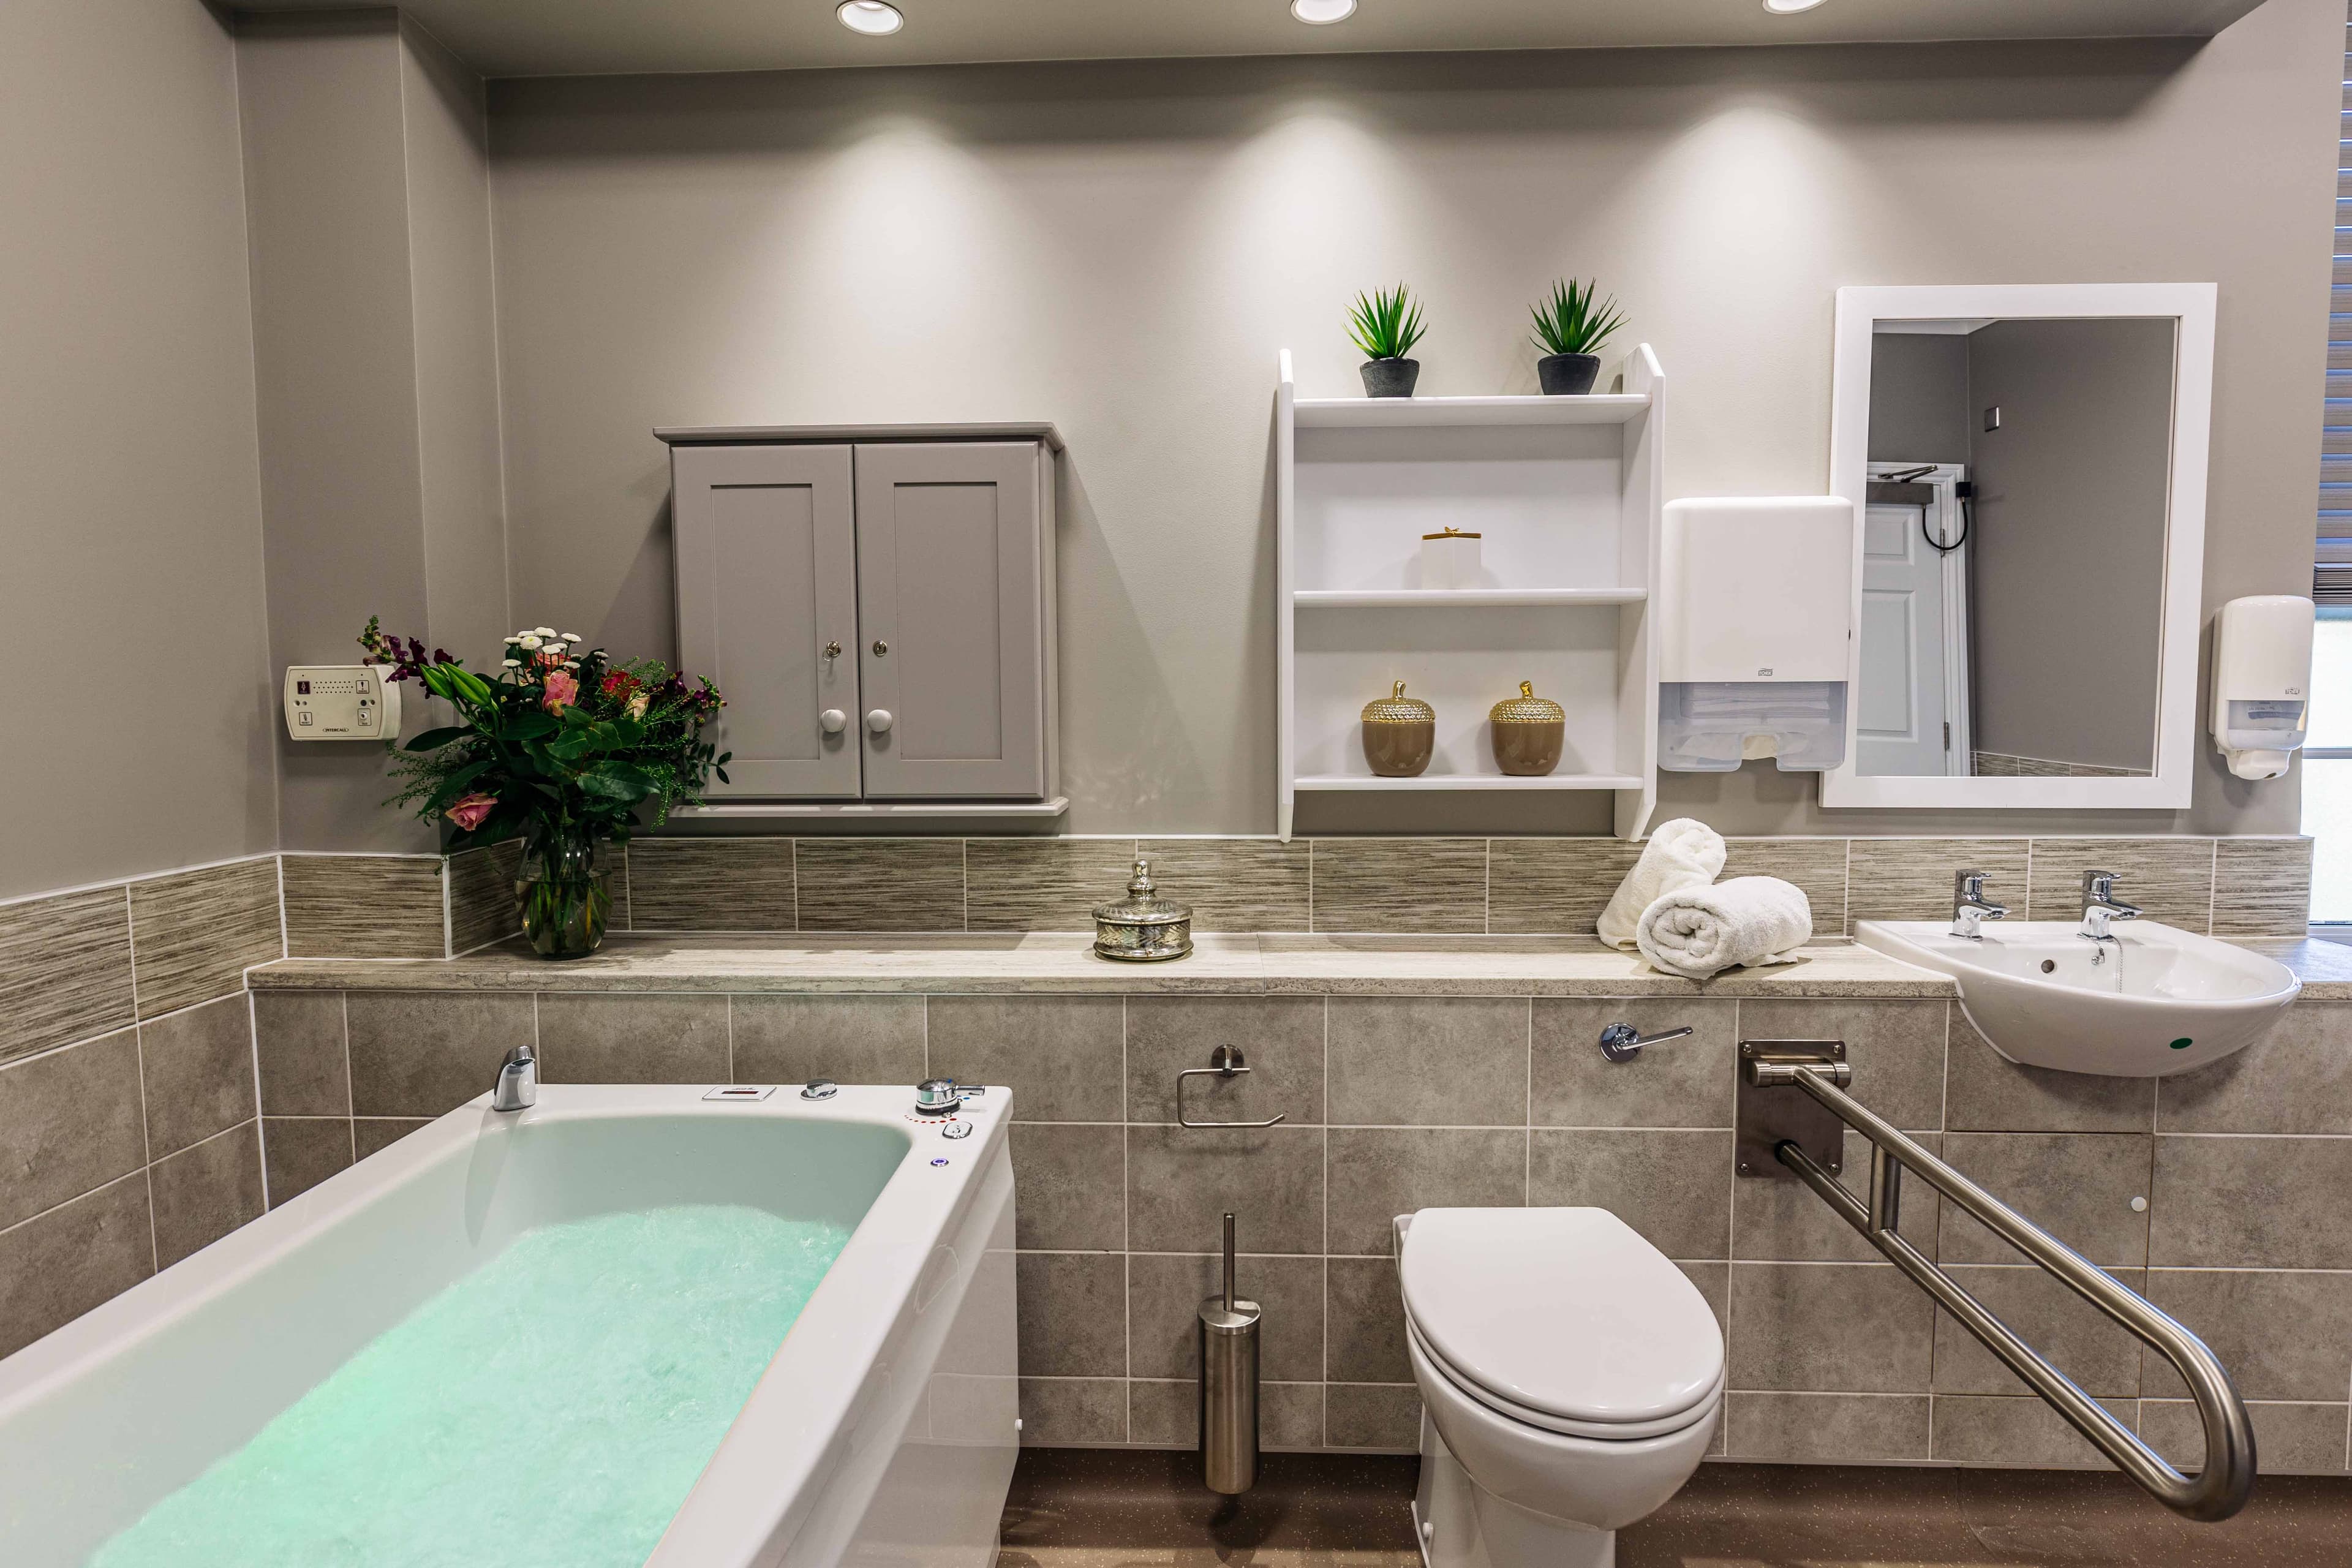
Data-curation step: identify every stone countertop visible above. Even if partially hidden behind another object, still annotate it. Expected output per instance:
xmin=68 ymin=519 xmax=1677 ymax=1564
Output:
xmin=2236 ymin=938 xmax=2352 ymax=999
xmin=249 ymin=932 xmax=1960 ymax=997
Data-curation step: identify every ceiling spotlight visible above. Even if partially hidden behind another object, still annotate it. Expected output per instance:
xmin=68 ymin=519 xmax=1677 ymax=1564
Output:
xmin=1762 ymin=0 xmax=1826 ymax=11
xmin=1291 ymin=0 xmax=1357 ymax=23
xmin=838 ymin=1 xmax=904 ymax=35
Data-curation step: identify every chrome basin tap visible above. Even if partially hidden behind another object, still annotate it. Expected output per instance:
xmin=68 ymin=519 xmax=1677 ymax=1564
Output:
xmin=2080 ymin=870 xmax=2142 ymax=941
xmin=1951 ymin=870 xmax=2008 ymax=938
xmin=492 ymin=1043 xmax=537 ymax=1112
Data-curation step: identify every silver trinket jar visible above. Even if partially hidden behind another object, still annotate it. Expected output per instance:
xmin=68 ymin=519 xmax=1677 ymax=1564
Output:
xmin=1093 ymin=856 xmax=1194 ymax=962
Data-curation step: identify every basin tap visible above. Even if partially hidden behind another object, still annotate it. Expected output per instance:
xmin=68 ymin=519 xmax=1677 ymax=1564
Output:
xmin=492 ymin=1042 xmax=537 ymax=1112
xmin=1951 ymin=870 xmax=2008 ymax=938
xmin=2080 ymin=870 xmax=2141 ymax=941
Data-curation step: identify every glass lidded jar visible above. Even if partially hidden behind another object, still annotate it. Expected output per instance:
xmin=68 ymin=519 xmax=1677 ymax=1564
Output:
xmin=1489 ymin=680 xmax=1566 ymax=776
xmin=1362 ymin=680 xmax=1436 ymax=778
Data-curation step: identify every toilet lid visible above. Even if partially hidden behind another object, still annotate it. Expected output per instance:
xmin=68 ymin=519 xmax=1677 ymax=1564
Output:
xmin=1400 ymin=1208 xmax=1724 ymax=1429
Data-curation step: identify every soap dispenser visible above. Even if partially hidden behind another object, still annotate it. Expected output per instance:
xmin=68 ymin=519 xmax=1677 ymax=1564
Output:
xmin=2211 ymin=595 xmax=2315 ymax=780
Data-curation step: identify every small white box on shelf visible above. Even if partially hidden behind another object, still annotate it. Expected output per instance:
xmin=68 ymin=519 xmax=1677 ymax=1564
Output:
xmin=1419 ymin=527 xmax=1484 ymax=589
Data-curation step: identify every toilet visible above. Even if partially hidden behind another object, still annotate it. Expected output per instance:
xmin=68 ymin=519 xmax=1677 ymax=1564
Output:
xmin=1398 ymin=1207 xmax=1724 ymax=1568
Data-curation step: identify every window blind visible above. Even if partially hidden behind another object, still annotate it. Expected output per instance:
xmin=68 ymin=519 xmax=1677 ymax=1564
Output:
xmin=2320 ymin=13 xmax=2352 ymax=601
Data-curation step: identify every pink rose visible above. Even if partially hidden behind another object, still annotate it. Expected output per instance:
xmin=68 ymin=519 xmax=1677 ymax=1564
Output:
xmin=542 ymin=669 xmax=579 ymax=713
xmin=447 ymin=792 xmax=497 ymax=831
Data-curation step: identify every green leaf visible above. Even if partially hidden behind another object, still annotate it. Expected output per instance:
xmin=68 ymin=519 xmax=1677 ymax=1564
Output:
xmin=402 ymin=726 xmax=469 ymax=752
xmin=1346 ymin=282 xmax=1426 ymax=362
xmin=577 ymin=761 xmax=654 ymax=803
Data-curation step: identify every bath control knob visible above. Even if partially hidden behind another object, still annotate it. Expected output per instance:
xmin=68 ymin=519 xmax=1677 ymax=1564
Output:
xmin=941 ymin=1120 xmax=973 ymax=1140
xmin=800 ymin=1079 xmax=840 ymax=1101
xmin=914 ymin=1077 xmax=963 ymax=1114
xmin=820 ymin=708 xmax=848 ymax=734
xmin=867 ymin=708 xmax=894 ymax=734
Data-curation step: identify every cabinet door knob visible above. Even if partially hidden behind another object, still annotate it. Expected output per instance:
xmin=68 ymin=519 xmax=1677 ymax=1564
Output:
xmin=872 ymin=639 xmax=889 ymax=657
xmin=866 ymin=709 xmax=894 ymax=734
xmin=823 ymin=640 xmax=842 ymax=659
xmin=820 ymin=708 xmax=848 ymax=734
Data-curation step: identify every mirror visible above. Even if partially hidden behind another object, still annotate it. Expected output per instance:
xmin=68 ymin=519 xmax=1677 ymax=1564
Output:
xmin=1822 ymin=285 xmax=2215 ymax=809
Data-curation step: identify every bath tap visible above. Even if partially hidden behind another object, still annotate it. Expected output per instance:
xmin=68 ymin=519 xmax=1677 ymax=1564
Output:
xmin=492 ymin=1043 xmax=537 ymax=1112
xmin=2079 ymin=870 xmax=2141 ymax=941
xmin=1950 ymin=870 xmax=2008 ymax=938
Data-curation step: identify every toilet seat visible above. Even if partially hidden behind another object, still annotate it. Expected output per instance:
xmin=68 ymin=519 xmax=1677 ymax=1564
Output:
xmin=1400 ymin=1208 xmax=1724 ymax=1441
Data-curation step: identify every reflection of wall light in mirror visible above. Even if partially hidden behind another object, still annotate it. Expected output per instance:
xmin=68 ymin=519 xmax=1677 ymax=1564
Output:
xmin=1763 ymin=0 xmax=1826 ymax=12
xmin=1292 ymin=0 xmax=1359 ymax=23
xmin=837 ymin=1 xmax=904 ymax=36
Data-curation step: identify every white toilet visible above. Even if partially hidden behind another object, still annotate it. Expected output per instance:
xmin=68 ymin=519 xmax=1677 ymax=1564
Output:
xmin=1398 ymin=1207 xmax=1724 ymax=1568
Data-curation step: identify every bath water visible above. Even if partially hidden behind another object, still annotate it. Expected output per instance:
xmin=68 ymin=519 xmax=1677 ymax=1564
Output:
xmin=86 ymin=1204 xmax=852 ymax=1568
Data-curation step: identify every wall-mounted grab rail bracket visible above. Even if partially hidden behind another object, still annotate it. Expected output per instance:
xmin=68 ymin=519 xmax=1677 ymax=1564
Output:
xmin=1735 ymin=1040 xmax=1846 ymax=1177
xmin=1738 ymin=1039 xmax=2256 ymax=1522
xmin=1177 ymin=1045 xmax=1287 ymax=1129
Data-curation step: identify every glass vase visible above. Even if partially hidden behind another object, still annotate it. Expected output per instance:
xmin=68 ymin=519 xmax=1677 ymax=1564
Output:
xmin=515 ymin=833 xmax=612 ymax=959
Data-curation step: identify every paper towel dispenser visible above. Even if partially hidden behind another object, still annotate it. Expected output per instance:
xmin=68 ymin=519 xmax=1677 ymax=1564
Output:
xmin=1657 ymin=496 xmax=1856 ymax=772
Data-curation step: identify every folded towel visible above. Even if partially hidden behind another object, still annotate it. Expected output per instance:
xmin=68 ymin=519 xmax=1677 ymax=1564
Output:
xmin=1596 ymin=818 xmax=1726 ymax=951
xmin=1636 ymin=876 xmax=1813 ymax=980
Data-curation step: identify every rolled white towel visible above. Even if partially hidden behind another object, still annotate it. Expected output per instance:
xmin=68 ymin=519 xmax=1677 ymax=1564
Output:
xmin=1596 ymin=818 xmax=1726 ymax=951
xmin=1636 ymin=876 xmax=1813 ymax=980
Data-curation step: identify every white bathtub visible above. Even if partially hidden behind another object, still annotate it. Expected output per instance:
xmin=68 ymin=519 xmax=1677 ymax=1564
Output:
xmin=0 ymin=1082 xmax=1019 ymax=1568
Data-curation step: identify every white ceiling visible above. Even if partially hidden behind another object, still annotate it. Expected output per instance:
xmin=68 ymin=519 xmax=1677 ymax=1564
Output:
xmin=228 ymin=0 xmax=2269 ymax=80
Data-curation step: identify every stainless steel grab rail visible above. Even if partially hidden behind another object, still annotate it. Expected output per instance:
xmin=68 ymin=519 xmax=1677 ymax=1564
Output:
xmin=1746 ymin=1051 xmax=2256 ymax=1521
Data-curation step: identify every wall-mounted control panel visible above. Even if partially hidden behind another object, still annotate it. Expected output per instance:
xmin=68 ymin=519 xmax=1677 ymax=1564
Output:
xmin=283 ymin=665 xmax=400 ymax=740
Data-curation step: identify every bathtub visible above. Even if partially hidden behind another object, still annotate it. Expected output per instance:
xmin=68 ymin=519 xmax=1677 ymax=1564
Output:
xmin=0 ymin=1082 xmax=1018 ymax=1568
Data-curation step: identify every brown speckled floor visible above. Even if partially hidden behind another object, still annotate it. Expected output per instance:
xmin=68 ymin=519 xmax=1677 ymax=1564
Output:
xmin=998 ymin=1450 xmax=2352 ymax=1567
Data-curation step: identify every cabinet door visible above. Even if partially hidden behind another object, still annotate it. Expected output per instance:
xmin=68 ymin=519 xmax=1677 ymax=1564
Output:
xmin=671 ymin=443 xmax=861 ymax=797
xmin=853 ymin=442 xmax=1044 ymax=798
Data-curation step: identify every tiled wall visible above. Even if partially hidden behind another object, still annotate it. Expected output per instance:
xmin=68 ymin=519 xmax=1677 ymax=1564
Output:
xmin=603 ymin=834 xmax=2313 ymax=940
xmin=250 ymin=982 xmax=2352 ymax=1473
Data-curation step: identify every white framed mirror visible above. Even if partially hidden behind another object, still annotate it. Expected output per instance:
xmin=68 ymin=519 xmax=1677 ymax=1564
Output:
xmin=1820 ymin=282 xmax=2216 ymax=810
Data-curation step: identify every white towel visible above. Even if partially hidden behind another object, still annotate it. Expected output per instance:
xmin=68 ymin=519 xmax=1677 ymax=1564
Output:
xmin=1636 ymin=876 xmax=1813 ymax=980
xmin=1596 ymin=818 xmax=1726 ymax=951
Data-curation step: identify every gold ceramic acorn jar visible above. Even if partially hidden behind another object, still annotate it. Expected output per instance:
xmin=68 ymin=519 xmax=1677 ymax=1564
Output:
xmin=1490 ymin=680 xmax=1566 ymax=775
xmin=1361 ymin=680 xmax=1436 ymax=777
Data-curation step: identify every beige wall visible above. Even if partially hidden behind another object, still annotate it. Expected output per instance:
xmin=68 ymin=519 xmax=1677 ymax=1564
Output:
xmin=486 ymin=3 xmax=2342 ymax=840
xmin=0 ymin=0 xmax=275 ymax=899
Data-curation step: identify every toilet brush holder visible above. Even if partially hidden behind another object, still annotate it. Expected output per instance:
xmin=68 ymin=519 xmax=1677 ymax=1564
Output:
xmin=1198 ymin=1212 xmax=1261 ymax=1495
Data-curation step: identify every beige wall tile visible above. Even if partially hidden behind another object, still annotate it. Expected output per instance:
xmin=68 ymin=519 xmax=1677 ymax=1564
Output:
xmin=1531 ymin=997 xmax=1737 ymax=1129
xmin=1324 ymin=1127 xmax=1523 ymax=1256
xmin=1847 ymin=839 xmax=2028 ymax=926
xmin=535 ymin=993 xmax=728 ymax=1084
xmin=282 ymin=855 xmax=445 ymax=959
xmin=929 ymin=995 xmax=1122 ymax=1121
xmin=138 ymin=993 xmax=258 ymax=1159
xmin=796 ymin=839 xmax=963 ymax=932
xmin=1311 ymin=840 xmax=1485 ymax=935
xmin=1486 ymin=837 xmax=1641 ymax=935
xmin=2211 ymin=837 xmax=2314 ymax=938
xmin=966 ymin=838 xmax=1136 ymax=932
xmin=1328 ymin=997 xmax=1526 ymax=1127
xmin=1138 ymin=839 xmax=1310 ymax=932
xmin=150 ymin=1120 xmax=264 ymax=1268
xmin=0 ymin=886 xmax=135 ymax=1064
xmin=1722 ymin=839 xmax=1849 ymax=937
xmin=1939 ymin=1133 xmax=2152 ymax=1268
xmin=1018 ymin=1378 xmax=1126 ymax=1446
xmin=625 ymin=839 xmax=794 ymax=932
xmin=1723 ymin=1392 xmax=1929 ymax=1463
xmin=0 ymin=1028 xmax=145 ymax=1230
xmin=1016 ymin=1251 xmax=1126 ymax=1377
xmin=2024 ymin=837 xmax=2214 ymax=927
xmin=2157 ymin=1000 xmax=2352 ymax=1134
xmin=446 ymin=840 xmax=522 ymax=953
xmin=1529 ymin=1128 xmax=1733 ymax=1260
xmin=129 ymin=858 xmax=281 ymax=1017
xmin=0 ymin=1174 xmax=153 ymax=1359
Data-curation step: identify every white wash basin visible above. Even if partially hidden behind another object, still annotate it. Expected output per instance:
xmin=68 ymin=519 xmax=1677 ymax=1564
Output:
xmin=1855 ymin=919 xmax=2300 ymax=1077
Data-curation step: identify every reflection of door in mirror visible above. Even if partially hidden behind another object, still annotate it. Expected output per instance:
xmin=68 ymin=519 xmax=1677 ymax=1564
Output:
xmin=1858 ymin=318 xmax=2175 ymax=778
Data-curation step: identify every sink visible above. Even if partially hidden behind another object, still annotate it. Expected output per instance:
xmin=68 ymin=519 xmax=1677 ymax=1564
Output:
xmin=1854 ymin=920 xmax=2300 ymax=1077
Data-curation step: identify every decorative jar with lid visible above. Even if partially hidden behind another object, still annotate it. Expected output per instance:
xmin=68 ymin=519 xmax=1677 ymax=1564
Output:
xmin=1489 ymin=680 xmax=1566 ymax=775
xmin=1093 ymin=857 xmax=1194 ymax=962
xmin=1361 ymin=680 xmax=1436 ymax=777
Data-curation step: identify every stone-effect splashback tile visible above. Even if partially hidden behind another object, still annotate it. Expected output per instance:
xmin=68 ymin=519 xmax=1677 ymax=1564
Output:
xmin=0 ymin=1175 xmax=153 ymax=1360
xmin=731 ymin=995 xmax=925 ymax=1085
xmin=1324 ymin=1384 xmax=1420 ymax=1449
xmin=1939 ymin=1133 xmax=2152 ymax=1268
xmin=1722 ymin=839 xmax=1849 ymax=938
xmin=2157 ymin=1000 xmax=2352 ymax=1134
xmin=1008 ymin=1123 xmax=1124 ymax=1251
xmin=282 ymin=856 xmax=445 ymax=960
xmin=446 ymin=842 xmax=523 ymax=954
xmin=535 ymin=993 xmax=728 ymax=1084
xmin=0 ymin=886 xmax=135 ymax=1064
xmin=138 ymin=994 xmax=257 ymax=1159
xmin=151 ymin=1121 xmax=265 ymax=1268
xmin=1311 ymin=839 xmax=1486 ymax=934
xmin=1945 ymin=1011 xmax=2153 ymax=1133
xmin=796 ymin=840 xmax=963 ymax=932
xmin=2024 ymin=838 xmax=2214 ymax=927
xmin=1017 ymin=1252 xmax=1126 ymax=1377
xmin=965 ymin=839 xmax=1135 ymax=932
xmin=1018 ymin=1379 xmax=1126 ymax=1446
xmin=1529 ymin=1128 xmax=1732 ymax=1260
xmin=929 ymin=996 xmax=1122 ymax=1121
xmin=1125 ymin=996 xmax=1323 ymax=1126
xmin=2139 ymin=1398 xmax=2348 ymax=1474
xmin=263 ymin=1117 xmax=353 ymax=1207
xmin=1724 ymin=1392 xmax=1929 ymax=1463
xmin=1486 ymin=838 xmax=1641 ymax=935
xmin=1138 ymin=839 xmax=1310 ymax=932
xmin=1931 ymin=1394 xmax=2139 ymax=1468
xmin=2142 ymin=1268 xmax=2352 ymax=1403
xmin=1327 ymin=997 xmax=1526 ymax=1126
xmin=1729 ymin=1263 xmax=1933 ymax=1392
xmin=1735 ymin=998 xmax=1948 ymax=1131
xmin=1127 ymin=1253 xmax=1322 ymax=1382
xmin=1324 ymin=1127 xmax=1523 ymax=1256
xmin=0 ymin=1027 xmax=145 ymax=1230
xmin=345 ymin=992 xmax=534 ymax=1119
xmin=1127 ymin=1125 xmax=1326 ymax=1254
xmin=254 ymin=992 xmax=349 ymax=1118
xmin=1531 ymin=997 xmax=1737 ymax=1129
xmin=625 ymin=839 xmax=794 ymax=932
xmin=2150 ymin=1134 xmax=2352 ymax=1269
xmin=128 ymin=859 xmax=280 ymax=1017
xmin=1932 ymin=1264 xmax=2146 ymax=1398
xmin=2211 ymin=837 xmax=2314 ymax=938
xmin=1847 ymin=839 xmax=2029 ymax=927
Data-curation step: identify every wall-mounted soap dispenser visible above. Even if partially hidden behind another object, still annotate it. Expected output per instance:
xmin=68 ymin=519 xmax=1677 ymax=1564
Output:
xmin=1657 ymin=497 xmax=1856 ymax=772
xmin=2211 ymin=594 xmax=2314 ymax=780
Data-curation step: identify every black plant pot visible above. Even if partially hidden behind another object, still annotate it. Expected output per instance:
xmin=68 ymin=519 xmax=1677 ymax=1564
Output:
xmin=1360 ymin=358 xmax=1420 ymax=398
xmin=1537 ymin=353 xmax=1602 ymax=396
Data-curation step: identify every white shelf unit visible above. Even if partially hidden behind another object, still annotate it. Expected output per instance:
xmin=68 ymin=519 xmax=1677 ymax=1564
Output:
xmin=1275 ymin=347 xmax=1664 ymax=840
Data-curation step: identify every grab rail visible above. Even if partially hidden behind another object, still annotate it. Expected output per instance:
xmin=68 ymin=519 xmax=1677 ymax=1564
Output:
xmin=1744 ymin=1049 xmax=2256 ymax=1522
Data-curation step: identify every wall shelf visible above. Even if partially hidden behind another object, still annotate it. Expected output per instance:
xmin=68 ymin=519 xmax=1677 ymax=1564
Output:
xmin=1275 ymin=347 xmax=1664 ymax=840
xmin=677 ymin=797 xmax=1071 ymax=820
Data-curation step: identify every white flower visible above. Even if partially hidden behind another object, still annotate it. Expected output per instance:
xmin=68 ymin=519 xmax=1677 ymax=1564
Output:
xmin=502 ymin=658 xmax=521 ymax=669
xmin=534 ymin=626 xmax=555 ymax=637
xmin=559 ymin=632 xmax=582 ymax=643
xmin=518 ymin=635 xmax=541 ymax=650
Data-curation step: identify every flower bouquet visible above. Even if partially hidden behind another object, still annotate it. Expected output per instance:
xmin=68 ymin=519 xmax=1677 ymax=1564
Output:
xmin=358 ymin=618 xmax=731 ymax=957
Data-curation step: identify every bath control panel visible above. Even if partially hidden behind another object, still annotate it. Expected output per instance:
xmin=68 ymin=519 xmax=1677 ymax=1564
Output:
xmin=283 ymin=664 xmax=401 ymax=741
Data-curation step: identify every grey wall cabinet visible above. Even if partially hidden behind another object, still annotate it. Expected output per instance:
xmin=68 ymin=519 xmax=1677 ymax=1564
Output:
xmin=664 ymin=424 xmax=1061 ymax=807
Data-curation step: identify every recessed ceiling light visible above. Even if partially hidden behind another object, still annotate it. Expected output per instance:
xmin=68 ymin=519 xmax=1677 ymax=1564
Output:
xmin=1291 ymin=0 xmax=1357 ymax=23
xmin=838 ymin=1 xmax=904 ymax=36
xmin=1762 ymin=0 xmax=1825 ymax=12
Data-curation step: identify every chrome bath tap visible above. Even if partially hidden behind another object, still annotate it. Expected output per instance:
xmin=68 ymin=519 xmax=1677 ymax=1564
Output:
xmin=2080 ymin=870 xmax=2142 ymax=941
xmin=1950 ymin=870 xmax=2008 ymax=938
xmin=492 ymin=1043 xmax=537 ymax=1111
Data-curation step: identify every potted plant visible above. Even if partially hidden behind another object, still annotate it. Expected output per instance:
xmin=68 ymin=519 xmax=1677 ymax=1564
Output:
xmin=357 ymin=617 xmax=731 ymax=958
xmin=1349 ymin=283 xmax=1427 ymax=397
xmin=1528 ymin=278 xmax=1626 ymax=395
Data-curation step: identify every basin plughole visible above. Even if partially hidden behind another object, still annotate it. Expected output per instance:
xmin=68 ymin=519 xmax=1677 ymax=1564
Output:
xmin=1855 ymin=920 xmax=2300 ymax=1077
